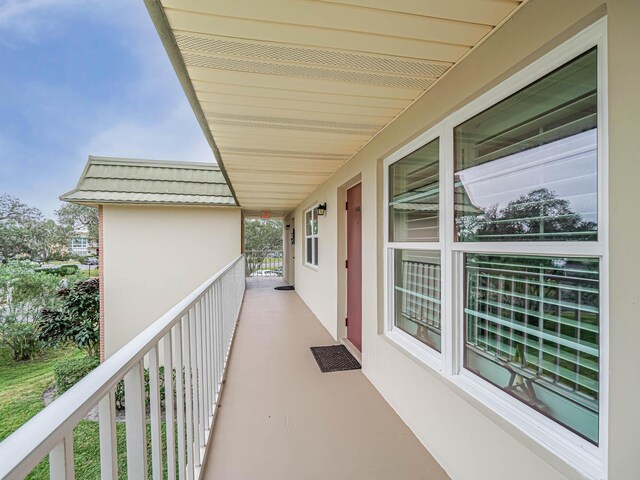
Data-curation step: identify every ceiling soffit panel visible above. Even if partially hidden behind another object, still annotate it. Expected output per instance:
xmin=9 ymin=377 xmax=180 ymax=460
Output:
xmin=154 ymin=0 xmax=524 ymax=217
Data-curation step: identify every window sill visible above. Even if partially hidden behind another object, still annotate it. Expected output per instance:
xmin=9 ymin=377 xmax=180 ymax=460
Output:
xmin=303 ymin=262 xmax=318 ymax=271
xmin=384 ymin=329 xmax=442 ymax=373
xmin=381 ymin=331 xmax=605 ymax=480
xmin=451 ymin=371 xmax=605 ymax=480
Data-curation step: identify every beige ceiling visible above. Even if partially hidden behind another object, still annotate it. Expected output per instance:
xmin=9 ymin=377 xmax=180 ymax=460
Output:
xmin=152 ymin=0 xmax=524 ymax=217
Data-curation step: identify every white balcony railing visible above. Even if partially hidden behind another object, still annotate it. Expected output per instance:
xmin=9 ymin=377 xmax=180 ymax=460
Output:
xmin=245 ymin=250 xmax=283 ymax=277
xmin=0 ymin=255 xmax=246 ymax=479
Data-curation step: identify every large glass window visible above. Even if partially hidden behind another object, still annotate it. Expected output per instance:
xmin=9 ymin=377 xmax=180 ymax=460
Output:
xmin=305 ymin=207 xmax=318 ymax=267
xmin=394 ymin=250 xmax=441 ymax=351
xmin=387 ymin=136 xmax=441 ymax=354
xmin=389 ymin=138 xmax=439 ymax=242
xmin=385 ymin=32 xmax=605 ymax=462
xmin=452 ymin=48 xmax=601 ymax=444
xmin=454 ymin=49 xmax=598 ymax=242
xmin=464 ymin=254 xmax=599 ymax=444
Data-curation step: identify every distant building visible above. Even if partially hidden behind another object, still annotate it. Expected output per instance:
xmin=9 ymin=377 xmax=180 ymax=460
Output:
xmin=69 ymin=230 xmax=97 ymax=257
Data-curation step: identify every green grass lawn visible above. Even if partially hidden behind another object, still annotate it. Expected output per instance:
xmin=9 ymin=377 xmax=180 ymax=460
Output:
xmin=0 ymin=345 xmax=82 ymax=441
xmin=1 ymin=345 xmax=177 ymax=478
xmin=77 ymin=267 xmax=99 ymax=279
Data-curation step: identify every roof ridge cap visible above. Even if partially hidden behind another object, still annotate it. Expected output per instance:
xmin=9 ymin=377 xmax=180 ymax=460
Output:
xmin=88 ymin=156 xmax=221 ymax=170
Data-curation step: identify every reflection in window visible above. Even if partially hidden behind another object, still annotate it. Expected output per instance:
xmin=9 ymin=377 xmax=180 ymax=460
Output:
xmin=454 ymin=48 xmax=598 ymax=242
xmin=394 ymin=250 xmax=441 ymax=351
xmin=464 ymin=254 xmax=599 ymax=444
xmin=389 ymin=138 xmax=439 ymax=242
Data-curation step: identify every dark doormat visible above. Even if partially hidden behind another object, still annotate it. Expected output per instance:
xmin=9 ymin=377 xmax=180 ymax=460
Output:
xmin=274 ymin=285 xmax=295 ymax=291
xmin=310 ymin=345 xmax=361 ymax=373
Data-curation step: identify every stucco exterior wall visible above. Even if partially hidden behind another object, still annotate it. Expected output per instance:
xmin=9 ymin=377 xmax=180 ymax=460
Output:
xmin=284 ymin=1 xmax=640 ymax=478
xmin=102 ymin=205 xmax=241 ymax=357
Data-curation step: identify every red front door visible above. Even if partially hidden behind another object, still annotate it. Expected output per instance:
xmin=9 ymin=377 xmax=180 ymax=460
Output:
xmin=346 ymin=183 xmax=362 ymax=352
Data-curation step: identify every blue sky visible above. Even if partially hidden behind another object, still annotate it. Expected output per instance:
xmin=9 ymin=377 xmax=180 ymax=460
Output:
xmin=0 ymin=0 xmax=213 ymax=218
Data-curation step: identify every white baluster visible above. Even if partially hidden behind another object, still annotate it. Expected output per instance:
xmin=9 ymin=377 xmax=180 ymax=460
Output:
xmin=98 ymin=390 xmax=118 ymax=479
xmin=188 ymin=309 xmax=201 ymax=469
xmin=164 ymin=332 xmax=176 ymax=480
xmin=174 ymin=322 xmax=186 ymax=480
xmin=195 ymin=300 xmax=206 ymax=451
xmin=124 ymin=360 xmax=148 ymax=479
xmin=182 ymin=316 xmax=194 ymax=480
xmin=215 ymin=282 xmax=222 ymax=398
xmin=49 ymin=434 xmax=74 ymax=479
xmin=205 ymin=289 xmax=213 ymax=424
xmin=148 ymin=345 xmax=163 ymax=479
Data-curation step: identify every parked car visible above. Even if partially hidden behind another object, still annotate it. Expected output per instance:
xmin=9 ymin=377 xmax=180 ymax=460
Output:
xmin=83 ymin=256 xmax=99 ymax=265
xmin=250 ymin=269 xmax=279 ymax=277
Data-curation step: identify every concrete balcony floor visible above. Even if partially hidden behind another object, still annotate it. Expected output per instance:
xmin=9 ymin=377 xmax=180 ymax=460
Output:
xmin=201 ymin=278 xmax=449 ymax=479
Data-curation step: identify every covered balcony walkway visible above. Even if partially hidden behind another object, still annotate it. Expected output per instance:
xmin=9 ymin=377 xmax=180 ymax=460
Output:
xmin=202 ymin=278 xmax=449 ymax=479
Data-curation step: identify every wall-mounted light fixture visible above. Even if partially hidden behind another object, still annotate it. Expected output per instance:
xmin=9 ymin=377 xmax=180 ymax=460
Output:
xmin=285 ymin=224 xmax=291 ymax=230
xmin=317 ymin=203 xmax=327 ymax=216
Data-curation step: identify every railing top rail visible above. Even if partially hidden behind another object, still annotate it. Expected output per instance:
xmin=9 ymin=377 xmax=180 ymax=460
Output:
xmin=0 ymin=254 xmax=245 ymax=479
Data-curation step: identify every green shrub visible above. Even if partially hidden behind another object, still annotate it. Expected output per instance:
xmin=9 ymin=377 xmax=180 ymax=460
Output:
xmin=113 ymin=367 xmax=177 ymax=410
xmin=1 ymin=321 xmax=42 ymax=361
xmin=58 ymin=264 xmax=79 ymax=276
xmin=36 ymin=264 xmax=80 ymax=277
xmin=53 ymin=356 xmax=100 ymax=394
xmin=38 ymin=278 xmax=100 ymax=358
xmin=114 ymin=379 xmax=125 ymax=410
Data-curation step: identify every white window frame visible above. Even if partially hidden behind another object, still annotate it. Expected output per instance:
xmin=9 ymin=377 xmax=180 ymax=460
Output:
xmin=304 ymin=206 xmax=319 ymax=268
xmin=384 ymin=128 xmax=445 ymax=370
xmin=382 ymin=19 xmax=608 ymax=480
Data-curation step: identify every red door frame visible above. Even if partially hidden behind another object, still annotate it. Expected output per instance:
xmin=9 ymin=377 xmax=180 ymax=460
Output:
xmin=346 ymin=183 xmax=362 ymax=352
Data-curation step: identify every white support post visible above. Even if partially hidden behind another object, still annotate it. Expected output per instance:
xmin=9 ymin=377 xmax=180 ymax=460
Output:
xmin=49 ymin=434 xmax=74 ymax=480
xmin=98 ymin=390 xmax=118 ymax=479
xmin=148 ymin=345 xmax=164 ymax=479
xmin=164 ymin=332 xmax=176 ymax=480
xmin=124 ymin=360 xmax=148 ymax=480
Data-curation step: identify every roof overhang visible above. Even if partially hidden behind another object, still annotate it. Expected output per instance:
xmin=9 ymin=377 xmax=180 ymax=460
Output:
xmin=145 ymin=0 xmax=525 ymax=217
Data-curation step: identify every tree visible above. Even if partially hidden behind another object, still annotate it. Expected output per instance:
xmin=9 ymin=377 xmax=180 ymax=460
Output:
xmin=56 ymin=203 xmax=99 ymax=243
xmin=244 ymin=219 xmax=283 ymax=251
xmin=496 ymin=188 xmax=593 ymax=240
xmin=244 ymin=219 xmax=283 ymax=273
xmin=0 ymin=194 xmax=43 ymax=262
xmin=0 ymin=195 xmax=69 ymax=263
xmin=30 ymin=219 xmax=69 ymax=263
xmin=0 ymin=194 xmax=41 ymax=224
xmin=458 ymin=188 xmax=596 ymax=241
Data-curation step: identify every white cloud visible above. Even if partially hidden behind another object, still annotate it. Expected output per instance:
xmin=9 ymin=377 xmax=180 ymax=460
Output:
xmin=81 ymin=102 xmax=215 ymax=164
xmin=0 ymin=0 xmax=76 ymax=23
xmin=0 ymin=0 xmax=81 ymax=41
xmin=0 ymin=0 xmax=135 ymax=43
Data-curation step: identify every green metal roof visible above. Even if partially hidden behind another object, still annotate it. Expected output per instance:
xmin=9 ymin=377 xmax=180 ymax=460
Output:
xmin=60 ymin=156 xmax=237 ymax=206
